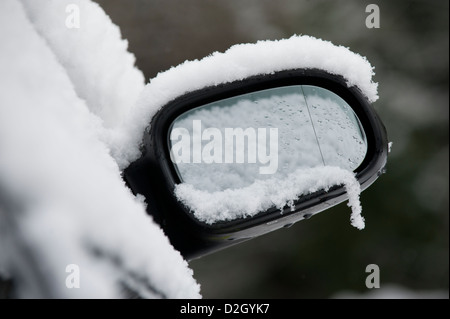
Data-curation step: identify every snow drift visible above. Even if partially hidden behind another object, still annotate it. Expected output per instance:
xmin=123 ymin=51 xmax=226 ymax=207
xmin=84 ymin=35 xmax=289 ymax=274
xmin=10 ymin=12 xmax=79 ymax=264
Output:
xmin=0 ymin=0 xmax=200 ymax=299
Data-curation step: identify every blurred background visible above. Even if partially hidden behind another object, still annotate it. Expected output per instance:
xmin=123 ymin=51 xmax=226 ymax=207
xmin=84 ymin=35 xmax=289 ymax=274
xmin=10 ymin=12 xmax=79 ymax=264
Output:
xmin=95 ymin=0 xmax=448 ymax=298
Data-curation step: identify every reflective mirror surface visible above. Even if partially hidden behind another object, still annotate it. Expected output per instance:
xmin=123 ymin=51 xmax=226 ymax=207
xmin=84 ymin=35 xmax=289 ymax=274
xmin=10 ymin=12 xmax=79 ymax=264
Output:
xmin=169 ymin=85 xmax=367 ymax=192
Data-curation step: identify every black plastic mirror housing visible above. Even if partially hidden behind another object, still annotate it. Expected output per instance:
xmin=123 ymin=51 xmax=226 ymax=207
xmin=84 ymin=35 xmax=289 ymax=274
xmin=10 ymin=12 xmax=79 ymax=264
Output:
xmin=124 ymin=68 xmax=388 ymax=260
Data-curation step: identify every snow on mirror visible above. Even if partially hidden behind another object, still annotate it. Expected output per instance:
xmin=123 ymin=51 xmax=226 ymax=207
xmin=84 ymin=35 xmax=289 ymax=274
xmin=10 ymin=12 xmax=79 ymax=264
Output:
xmin=169 ymin=85 xmax=367 ymax=192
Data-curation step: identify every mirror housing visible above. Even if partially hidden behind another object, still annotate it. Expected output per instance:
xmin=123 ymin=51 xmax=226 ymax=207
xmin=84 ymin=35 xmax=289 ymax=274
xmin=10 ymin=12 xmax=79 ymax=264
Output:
xmin=124 ymin=68 xmax=388 ymax=260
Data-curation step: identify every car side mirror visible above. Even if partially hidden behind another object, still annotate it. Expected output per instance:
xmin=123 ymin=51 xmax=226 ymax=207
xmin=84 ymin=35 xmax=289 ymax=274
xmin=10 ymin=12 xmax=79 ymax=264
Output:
xmin=124 ymin=36 xmax=388 ymax=260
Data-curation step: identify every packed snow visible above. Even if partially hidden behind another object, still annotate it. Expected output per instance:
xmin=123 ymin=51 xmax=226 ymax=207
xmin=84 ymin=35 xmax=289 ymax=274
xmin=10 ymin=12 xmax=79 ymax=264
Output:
xmin=19 ymin=0 xmax=146 ymax=169
xmin=171 ymin=85 xmax=367 ymax=192
xmin=0 ymin=0 xmax=200 ymax=298
xmin=175 ymin=166 xmax=365 ymax=230
xmin=121 ymin=32 xmax=378 ymax=169
xmin=170 ymin=85 xmax=367 ymax=229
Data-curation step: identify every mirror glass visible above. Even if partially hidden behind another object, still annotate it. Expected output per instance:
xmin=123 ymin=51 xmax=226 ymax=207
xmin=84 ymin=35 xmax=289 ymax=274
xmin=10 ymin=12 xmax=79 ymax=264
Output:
xmin=169 ymin=85 xmax=367 ymax=192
